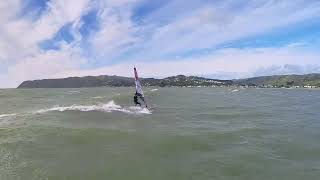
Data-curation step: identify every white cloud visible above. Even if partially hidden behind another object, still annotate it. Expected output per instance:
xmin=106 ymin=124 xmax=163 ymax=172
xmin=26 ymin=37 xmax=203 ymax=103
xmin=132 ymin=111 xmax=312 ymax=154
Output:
xmin=53 ymin=46 xmax=320 ymax=80
xmin=31 ymin=0 xmax=91 ymax=42
xmin=131 ymin=0 xmax=320 ymax=58
xmin=0 ymin=0 xmax=91 ymax=87
xmin=1 ymin=44 xmax=86 ymax=88
xmin=0 ymin=0 xmax=320 ymax=88
xmin=88 ymin=0 xmax=140 ymax=59
xmin=0 ymin=1 xmax=21 ymax=21
xmin=0 ymin=0 xmax=91 ymax=63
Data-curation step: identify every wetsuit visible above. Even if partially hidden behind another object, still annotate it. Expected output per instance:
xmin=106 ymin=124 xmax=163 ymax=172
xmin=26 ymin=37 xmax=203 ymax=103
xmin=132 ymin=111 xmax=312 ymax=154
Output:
xmin=134 ymin=95 xmax=141 ymax=106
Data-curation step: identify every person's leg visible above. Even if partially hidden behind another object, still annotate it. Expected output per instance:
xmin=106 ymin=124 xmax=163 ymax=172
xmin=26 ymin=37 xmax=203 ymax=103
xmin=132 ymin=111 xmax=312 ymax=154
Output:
xmin=134 ymin=100 xmax=141 ymax=106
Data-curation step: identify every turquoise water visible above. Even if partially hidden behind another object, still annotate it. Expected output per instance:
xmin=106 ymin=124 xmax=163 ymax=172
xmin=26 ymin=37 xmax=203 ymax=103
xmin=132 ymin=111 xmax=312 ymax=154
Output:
xmin=0 ymin=87 xmax=320 ymax=180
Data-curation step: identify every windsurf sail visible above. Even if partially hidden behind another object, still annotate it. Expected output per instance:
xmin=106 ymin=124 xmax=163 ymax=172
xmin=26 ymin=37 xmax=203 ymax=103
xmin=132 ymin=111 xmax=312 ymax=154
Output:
xmin=134 ymin=67 xmax=147 ymax=108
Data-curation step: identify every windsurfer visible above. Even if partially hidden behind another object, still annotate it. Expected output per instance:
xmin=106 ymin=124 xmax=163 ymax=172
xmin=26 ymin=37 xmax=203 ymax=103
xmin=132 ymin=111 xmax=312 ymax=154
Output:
xmin=133 ymin=67 xmax=148 ymax=108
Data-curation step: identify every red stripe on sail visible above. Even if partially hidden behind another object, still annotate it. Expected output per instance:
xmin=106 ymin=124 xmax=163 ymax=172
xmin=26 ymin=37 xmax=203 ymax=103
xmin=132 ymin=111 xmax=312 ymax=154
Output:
xmin=134 ymin=67 xmax=139 ymax=80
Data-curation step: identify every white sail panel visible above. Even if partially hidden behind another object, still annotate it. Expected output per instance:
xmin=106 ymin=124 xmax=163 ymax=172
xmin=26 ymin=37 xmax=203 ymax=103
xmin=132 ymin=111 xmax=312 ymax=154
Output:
xmin=134 ymin=67 xmax=144 ymax=96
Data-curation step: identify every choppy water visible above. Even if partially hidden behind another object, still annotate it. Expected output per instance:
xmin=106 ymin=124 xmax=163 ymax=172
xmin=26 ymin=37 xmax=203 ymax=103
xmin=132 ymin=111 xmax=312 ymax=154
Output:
xmin=1 ymin=87 xmax=320 ymax=180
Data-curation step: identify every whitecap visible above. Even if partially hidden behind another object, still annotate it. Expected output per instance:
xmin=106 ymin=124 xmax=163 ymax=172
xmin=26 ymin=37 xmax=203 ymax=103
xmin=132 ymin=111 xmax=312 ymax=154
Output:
xmin=66 ymin=91 xmax=80 ymax=94
xmin=0 ymin=114 xmax=17 ymax=118
xmin=150 ymin=89 xmax=159 ymax=92
xmin=91 ymin=96 xmax=105 ymax=99
xmin=35 ymin=101 xmax=152 ymax=115
xmin=128 ymin=106 xmax=152 ymax=114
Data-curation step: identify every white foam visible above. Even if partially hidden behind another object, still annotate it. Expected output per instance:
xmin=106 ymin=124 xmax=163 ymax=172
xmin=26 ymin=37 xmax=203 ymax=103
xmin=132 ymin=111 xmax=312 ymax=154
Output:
xmin=231 ymin=89 xmax=240 ymax=92
xmin=128 ymin=106 xmax=152 ymax=114
xmin=139 ymin=108 xmax=152 ymax=114
xmin=0 ymin=114 xmax=17 ymax=118
xmin=67 ymin=90 xmax=80 ymax=94
xmin=0 ymin=114 xmax=17 ymax=126
xmin=91 ymin=96 xmax=105 ymax=99
xmin=150 ymin=88 xmax=159 ymax=92
xmin=35 ymin=101 xmax=152 ymax=115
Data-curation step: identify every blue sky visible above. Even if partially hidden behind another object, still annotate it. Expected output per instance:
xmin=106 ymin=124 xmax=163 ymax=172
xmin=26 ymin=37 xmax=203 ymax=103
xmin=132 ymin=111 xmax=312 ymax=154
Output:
xmin=0 ymin=0 xmax=320 ymax=87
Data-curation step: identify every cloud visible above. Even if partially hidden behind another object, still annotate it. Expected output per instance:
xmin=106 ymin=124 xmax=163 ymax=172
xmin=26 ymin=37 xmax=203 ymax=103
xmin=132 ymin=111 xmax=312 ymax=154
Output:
xmin=0 ymin=0 xmax=91 ymax=63
xmin=88 ymin=0 xmax=140 ymax=58
xmin=253 ymin=64 xmax=320 ymax=77
xmin=128 ymin=0 xmax=320 ymax=58
xmin=0 ymin=0 xmax=320 ymax=88
xmin=0 ymin=0 xmax=91 ymax=87
xmin=2 ymin=44 xmax=86 ymax=87
xmin=52 ymin=45 xmax=320 ymax=80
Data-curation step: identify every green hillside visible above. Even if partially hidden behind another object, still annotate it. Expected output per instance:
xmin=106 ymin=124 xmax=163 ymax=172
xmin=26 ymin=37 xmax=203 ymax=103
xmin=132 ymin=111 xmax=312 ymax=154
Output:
xmin=236 ymin=73 xmax=320 ymax=87
xmin=17 ymin=75 xmax=232 ymax=88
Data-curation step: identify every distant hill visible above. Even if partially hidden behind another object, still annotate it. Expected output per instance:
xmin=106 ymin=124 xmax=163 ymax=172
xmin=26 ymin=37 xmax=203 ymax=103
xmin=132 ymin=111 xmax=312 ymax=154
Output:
xmin=17 ymin=73 xmax=320 ymax=88
xmin=235 ymin=73 xmax=320 ymax=87
xmin=18 ymin=75 xmax=135 ymax=88
xmin=17 ymin=75 xmax=232 ymax=88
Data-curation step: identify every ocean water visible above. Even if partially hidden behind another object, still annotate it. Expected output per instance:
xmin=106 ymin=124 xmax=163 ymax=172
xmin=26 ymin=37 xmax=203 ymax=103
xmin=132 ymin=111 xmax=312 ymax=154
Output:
xmin=0 ymin=87 xmax=320 ymax=180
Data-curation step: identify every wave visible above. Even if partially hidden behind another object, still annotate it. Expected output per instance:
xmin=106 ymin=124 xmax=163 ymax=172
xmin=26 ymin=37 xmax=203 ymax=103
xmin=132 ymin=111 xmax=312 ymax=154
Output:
xmin=35 ymin=101 xmax=151 ymax=115
xmin=0 ymin=113 xmax=17 ymax=118
xmin=230 ymin=89 xmax=240 ymax=92
xmin=67 ymin=90 xmax=80 ymax=94
xmin=150 ymin=89 xmax=159 ymax=92
xmin=91 ymin=93 xmax=120 ymax=99
xmin=90 ymin=96 xmax=106 ymax=99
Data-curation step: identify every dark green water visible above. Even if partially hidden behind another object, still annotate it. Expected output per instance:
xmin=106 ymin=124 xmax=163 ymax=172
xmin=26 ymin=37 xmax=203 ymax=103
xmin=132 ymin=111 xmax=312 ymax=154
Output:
xmin=0 ymin=87 xmax=320 ymax=180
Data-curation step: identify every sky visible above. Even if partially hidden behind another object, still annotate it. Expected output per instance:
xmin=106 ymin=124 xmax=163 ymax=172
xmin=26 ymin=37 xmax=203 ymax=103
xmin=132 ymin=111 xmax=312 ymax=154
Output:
xmin=0 ymin=0 xmax=320 ymax=88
